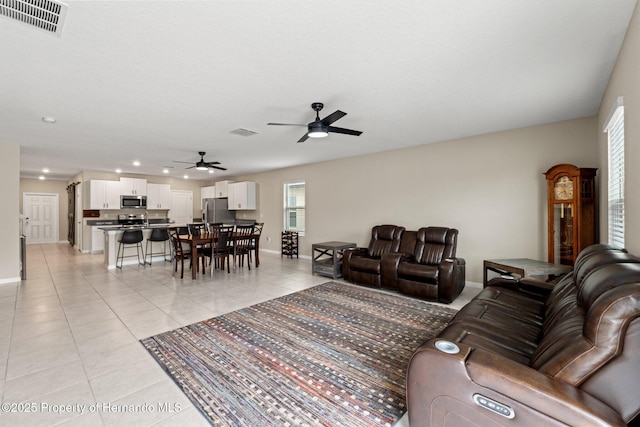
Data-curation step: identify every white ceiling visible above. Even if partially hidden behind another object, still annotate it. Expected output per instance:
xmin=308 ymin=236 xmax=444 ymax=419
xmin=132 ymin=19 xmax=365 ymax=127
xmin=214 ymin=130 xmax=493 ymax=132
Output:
xmin=1 ymin=0 xmax=637 ymax=181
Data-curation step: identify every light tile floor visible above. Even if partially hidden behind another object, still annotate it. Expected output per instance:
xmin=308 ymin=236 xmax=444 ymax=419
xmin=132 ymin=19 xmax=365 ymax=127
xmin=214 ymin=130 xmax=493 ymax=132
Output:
xmin=0 ymin=243 xmax=479 ymax=426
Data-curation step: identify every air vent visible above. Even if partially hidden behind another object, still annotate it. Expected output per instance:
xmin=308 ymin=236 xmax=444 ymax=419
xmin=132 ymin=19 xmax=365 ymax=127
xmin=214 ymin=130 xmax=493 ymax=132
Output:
xmin=230 ymin=128 xmax=258 ymax=137
xmin=0 ymin=0 xmax=68 ymax=36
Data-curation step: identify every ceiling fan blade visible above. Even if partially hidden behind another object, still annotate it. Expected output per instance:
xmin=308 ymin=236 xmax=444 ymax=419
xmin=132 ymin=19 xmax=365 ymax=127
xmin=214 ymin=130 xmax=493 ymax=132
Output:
xmin=328 ymin=126 xmax=363 ymax=136
xmin=172 ymin=160 xmax=194 ymax=164
xmin=185 ymin=165 xmax=196 ymax=169
xmin=267 ymin=123 xmax=306 ymax=126
xmin=211 ymin=165 xmax=227 ymax=171
xmin=320 ymin=110 xmax=346 ymax=126
xmin=206 ymin=161 xmax=221 ymax=165
xmin=297 ymin=133 xmax=310 ymax=143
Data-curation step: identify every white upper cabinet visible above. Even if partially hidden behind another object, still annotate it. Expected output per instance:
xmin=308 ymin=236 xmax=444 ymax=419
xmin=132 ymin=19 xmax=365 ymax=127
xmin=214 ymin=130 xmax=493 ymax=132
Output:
xmin=201 ymin=185 xmax=216 ymax=200
xmin=228 ymin=181 xmax=256 ymax=210
xmin=120 ymin=177 xmax=147 ymax=196
xmin=147 ymin=183 xmax=172 ymax=209
xmin=89 ymin=180 xmax=120 ymax=210
xmin=214 ymin=180 xmax=233 ymax=198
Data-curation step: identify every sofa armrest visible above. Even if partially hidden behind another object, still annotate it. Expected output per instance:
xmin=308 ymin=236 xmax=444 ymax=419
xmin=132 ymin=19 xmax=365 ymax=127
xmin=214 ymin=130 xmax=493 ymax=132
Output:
xmin=342 ymin=247 xmax=368 ymax=281
xmin=381 ymin=252 xmax=406 ymax=290
xmin=437 ymin=258 xmax=466 ymax=303
xmin=407 ymin=339 xmax=625 ymax=427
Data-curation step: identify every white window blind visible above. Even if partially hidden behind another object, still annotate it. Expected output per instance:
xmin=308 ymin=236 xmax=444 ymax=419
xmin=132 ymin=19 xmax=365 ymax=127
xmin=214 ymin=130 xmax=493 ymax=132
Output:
xmin=605 ymin=100 xmax=624 ymax=248
xmin=284 ymin=181 xmax=305 ymax=234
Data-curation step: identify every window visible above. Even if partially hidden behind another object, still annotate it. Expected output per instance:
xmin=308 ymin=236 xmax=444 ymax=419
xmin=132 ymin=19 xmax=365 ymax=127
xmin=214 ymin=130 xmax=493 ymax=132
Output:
xmin=605 ymin=97 xmax=624 ymax=248
xmin=284 ymin=181 xmax=305 ymax=234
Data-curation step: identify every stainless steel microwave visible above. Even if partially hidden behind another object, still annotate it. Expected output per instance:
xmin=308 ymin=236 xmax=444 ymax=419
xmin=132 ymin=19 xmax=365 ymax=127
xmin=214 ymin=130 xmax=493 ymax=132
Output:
xmin=120 ymin=195 xmax=147 ymax=209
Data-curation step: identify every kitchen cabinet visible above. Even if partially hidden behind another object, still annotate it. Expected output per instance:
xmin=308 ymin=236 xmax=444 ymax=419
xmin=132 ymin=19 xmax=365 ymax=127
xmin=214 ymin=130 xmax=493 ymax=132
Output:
xmin=228 ymin=181 xmax=256 ymax=210
xmin=92 ymin=227 xmax=104 ymax=253
xmin=89 ymin=180 xmax=120 ymax=209
xmin=201 ymin=185 xmax=216 ymax=201
xmin=120 ymin=177 xmax=147 ymax=196
xmin=147 ymin=183 xmax=172 ymax=209
xmin=214 ymin=180 xmax=233 ymax=198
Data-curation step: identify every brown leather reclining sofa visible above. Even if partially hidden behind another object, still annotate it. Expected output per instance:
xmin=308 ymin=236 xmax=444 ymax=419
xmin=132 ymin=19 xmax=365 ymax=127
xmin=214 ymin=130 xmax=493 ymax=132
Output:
xmin=342 ymin=225 xmax=466 ymax=303
xmin=406 ymin=244 xmax=640 ymax=426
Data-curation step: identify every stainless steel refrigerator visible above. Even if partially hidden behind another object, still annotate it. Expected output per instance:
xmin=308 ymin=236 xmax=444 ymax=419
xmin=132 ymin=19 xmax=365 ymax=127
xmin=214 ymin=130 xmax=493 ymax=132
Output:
xmin=202 ymin=198 xmax=236 ymax=224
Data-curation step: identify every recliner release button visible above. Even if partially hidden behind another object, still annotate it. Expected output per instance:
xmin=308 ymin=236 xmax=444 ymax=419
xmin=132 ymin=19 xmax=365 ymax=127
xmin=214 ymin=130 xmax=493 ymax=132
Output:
xmin=473 ymin=394 xmax=515 ymax=419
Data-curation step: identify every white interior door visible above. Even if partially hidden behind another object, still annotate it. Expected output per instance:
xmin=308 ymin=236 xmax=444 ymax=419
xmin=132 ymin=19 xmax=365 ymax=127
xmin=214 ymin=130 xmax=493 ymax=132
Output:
xmin=170 ymin=190 xmax=193 ymax=225
xmin=23 ymin=193 xmax=59 ymax=244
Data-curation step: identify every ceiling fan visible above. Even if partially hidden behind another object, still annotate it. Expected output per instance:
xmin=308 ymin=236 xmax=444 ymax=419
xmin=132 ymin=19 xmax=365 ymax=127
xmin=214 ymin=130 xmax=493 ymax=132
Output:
xmin=173 ymin=152 xmax=227 ymax=171
xmin=268 ymin=102 xmax=363 ymax=143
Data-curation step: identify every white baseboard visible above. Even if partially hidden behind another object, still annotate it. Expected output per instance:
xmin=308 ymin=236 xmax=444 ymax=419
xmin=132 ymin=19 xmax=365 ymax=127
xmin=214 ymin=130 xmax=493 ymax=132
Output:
xmin=261 ymin=248 xmax=311 ymax=260
xmin=0 ymin=276 xmax=22 ymax=285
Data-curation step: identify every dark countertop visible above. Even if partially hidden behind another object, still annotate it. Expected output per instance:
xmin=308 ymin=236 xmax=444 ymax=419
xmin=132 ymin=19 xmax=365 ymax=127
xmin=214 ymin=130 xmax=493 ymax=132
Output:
xmin=97 ymin=223 xmax=177 ymax=231
xmin=88 ymin=218 xmax=173 ymax=227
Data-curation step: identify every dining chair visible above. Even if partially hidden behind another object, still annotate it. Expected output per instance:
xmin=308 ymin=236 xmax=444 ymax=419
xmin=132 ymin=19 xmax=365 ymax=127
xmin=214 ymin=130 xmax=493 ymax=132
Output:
xmin=187 ymin=223 xmax=206 ymax=236
xmin=168 ymin=229 xmax=192 ymax=279
xmin=187 ymin=223 xmax=211 ymax=271
xmin=206 ymin=222 xmax=223 ymax=232
xmin=248 ymin=222 xmax=264 ymax=267
xmin=209 ymin=230 xmax=232 ymax=275
xmin=206 ymin=224 xmax=234 ymax=270
xmin=233 ymin=224 xmax=255 ymax=270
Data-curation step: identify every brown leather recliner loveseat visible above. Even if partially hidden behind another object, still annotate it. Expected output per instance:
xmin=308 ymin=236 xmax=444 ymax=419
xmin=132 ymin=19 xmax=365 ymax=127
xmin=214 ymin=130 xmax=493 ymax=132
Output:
xmin=406 ymin=244 xmax=640 ymax=426
xmin=343 ymin=225 xmax=465 ymax=303
xmin=382 ymin=227 xmax=465 ymax=303
xmin=342 ymin=225 xmax=405 ymax=288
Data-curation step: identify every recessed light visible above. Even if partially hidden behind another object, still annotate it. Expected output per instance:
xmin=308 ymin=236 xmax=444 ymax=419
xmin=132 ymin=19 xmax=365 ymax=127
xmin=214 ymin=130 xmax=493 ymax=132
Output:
xmin=163 ymin=168 xmax=170 ymax=174
xmin=42 ymin=168 xmax=49 ymax=173
xmin=133 ymin=161 xmax=141 ymax=167
xmin=42 ymin=116 xmax=56 ymax=123
xmin=38 ymin=175 xmax=45 ymax=180
xmin=183 ymin=175 xmax=189 ymax=179
xmin=115 ymin=169 xmax=122 ymax=173
xmin=208 ymin=169 xmax=214 ymax=174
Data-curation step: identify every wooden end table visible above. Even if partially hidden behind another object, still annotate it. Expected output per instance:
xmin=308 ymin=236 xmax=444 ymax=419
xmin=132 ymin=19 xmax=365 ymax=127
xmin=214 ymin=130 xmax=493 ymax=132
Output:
xmin=483 ymin=258 xmax=572 ymax=287
xmin=312 ymin=241 xmax=356 ymax=279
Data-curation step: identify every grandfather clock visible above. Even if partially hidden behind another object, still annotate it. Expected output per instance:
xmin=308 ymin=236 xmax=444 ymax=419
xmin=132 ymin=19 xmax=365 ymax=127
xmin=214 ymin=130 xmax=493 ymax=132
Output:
xmin=544 ymin=164 xmax=597 ymax=266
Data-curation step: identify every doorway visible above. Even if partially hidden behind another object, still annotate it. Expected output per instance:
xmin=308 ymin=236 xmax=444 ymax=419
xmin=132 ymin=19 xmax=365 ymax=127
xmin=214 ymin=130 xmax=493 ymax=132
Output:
xmin=23 ymin=193 xmax=59 ymax=244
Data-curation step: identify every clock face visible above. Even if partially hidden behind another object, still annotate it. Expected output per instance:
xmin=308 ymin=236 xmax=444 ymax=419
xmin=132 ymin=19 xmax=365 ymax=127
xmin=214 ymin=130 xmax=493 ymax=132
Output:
xmin=554 ymin=176 xmax=574 ymax=200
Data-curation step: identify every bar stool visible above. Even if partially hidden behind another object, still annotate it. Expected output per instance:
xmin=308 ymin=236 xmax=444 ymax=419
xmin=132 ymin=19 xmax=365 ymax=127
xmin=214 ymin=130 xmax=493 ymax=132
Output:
xmin=116 ymin=229 xmax=144 ymax=269
xmin=145 ymin=227 xmax=170 ymax=265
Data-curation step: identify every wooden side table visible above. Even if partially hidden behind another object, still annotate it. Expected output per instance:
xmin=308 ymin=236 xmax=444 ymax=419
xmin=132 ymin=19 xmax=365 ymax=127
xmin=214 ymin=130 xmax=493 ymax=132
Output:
xmin=483 ymin=258 xmax=572 ymax=287
xmin=312 ymin=241 xmax=356 ymax=279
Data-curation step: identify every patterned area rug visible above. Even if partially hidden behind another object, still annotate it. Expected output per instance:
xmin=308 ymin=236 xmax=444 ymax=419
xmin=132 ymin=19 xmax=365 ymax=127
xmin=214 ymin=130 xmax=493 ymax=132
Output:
xmin=141 ymin=281 xmax=457 ymax=426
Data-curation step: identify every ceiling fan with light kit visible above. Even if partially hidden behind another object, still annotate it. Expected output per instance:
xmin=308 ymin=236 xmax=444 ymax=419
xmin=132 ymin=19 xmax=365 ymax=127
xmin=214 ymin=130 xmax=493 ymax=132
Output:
xmin=268 ymin=102 xmax=363 ymax=143
xmin=173 ymin=152 xmax=227 ymax=171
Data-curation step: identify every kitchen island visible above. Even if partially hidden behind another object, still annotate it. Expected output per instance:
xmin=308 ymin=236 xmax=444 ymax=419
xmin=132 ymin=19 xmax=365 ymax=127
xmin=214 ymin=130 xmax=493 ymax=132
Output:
xmin=99 ymin=224 xmax=178 ymax=269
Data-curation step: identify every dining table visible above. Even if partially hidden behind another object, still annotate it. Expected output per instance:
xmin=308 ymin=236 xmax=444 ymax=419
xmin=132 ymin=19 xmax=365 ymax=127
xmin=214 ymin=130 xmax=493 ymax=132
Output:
xmin=177 ymin=231 xmax=260 ymax=279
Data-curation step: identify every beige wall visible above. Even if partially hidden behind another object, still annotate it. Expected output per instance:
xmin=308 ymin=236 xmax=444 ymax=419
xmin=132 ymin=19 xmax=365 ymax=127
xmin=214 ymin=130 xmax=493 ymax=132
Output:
xmin=1 ymin=141 xmax=20 ymax=282
xmin=231 ymin=116 xmax=599 ymax=283
xmin=20 ymin=179 xmax=69 ymax=243
xmin=598 ymin=2 xmax=640 ymax=255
